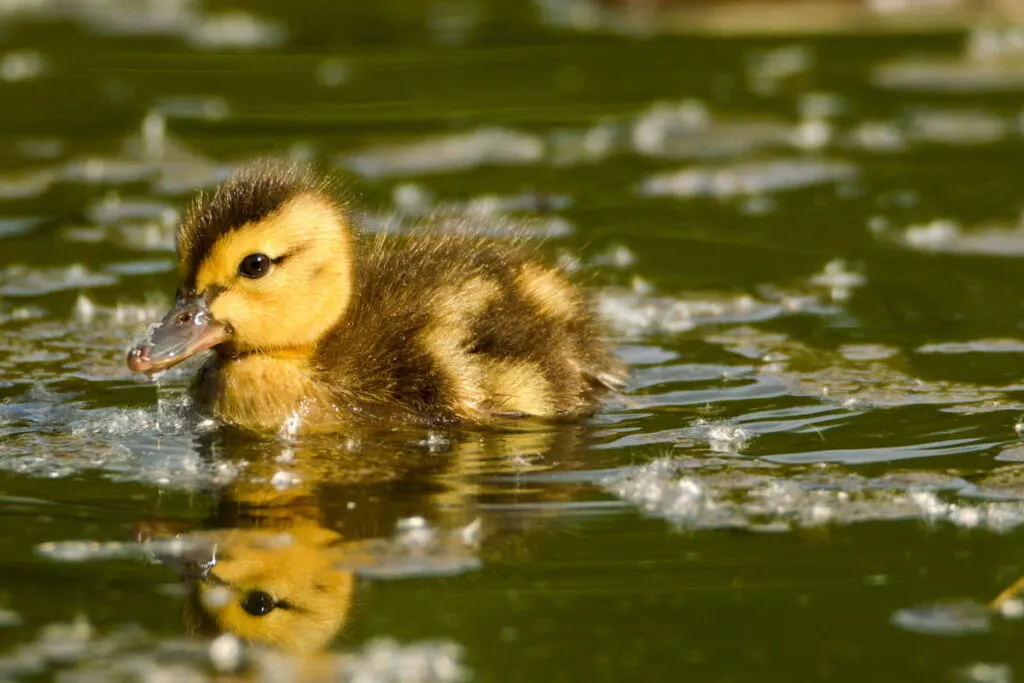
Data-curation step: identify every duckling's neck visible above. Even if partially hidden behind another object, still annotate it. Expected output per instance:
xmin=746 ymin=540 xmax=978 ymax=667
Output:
xmin=194 ymin=351 xmax=335 ymax=431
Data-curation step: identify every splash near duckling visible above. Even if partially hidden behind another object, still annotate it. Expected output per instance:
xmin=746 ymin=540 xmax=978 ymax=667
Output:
xmin=127 ymin=161 xmax=626 ymax=432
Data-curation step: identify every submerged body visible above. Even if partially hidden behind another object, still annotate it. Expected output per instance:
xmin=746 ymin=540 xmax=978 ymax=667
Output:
xmin=128 ymin=162 xmax=625 ymax=432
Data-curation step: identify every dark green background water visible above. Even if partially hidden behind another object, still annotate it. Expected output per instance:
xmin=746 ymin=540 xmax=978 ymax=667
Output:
xmin=3 ymin=1 xmax=1024 ymax=681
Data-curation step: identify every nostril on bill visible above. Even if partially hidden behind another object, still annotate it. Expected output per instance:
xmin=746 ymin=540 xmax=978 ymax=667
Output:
xmin=176 ymin=312 xmax=193 ymax=325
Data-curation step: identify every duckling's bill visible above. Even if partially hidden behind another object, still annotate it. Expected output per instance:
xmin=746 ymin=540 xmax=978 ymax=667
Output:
xmin=127 ymin=296 xmax=230 ymax=374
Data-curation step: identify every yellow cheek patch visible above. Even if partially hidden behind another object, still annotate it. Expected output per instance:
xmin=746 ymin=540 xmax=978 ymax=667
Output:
xmin=194 ymin=193 xmax=342 ymax=292
xmin=191 ymin=192 xmax=354 ymax=352
xmin=515 ymin=263 xmax=578 ymax=321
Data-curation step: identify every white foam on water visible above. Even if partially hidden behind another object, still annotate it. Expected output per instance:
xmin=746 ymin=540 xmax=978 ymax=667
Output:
xmin=316 ymin=57 xmax=350 ymax=88
xmin=0 ymin=264 xmax=118 ymax=297
xmin=917 ymin=339 xmax=1024 ymax=355
xmin=336 ymin=517 xmax=483 ymax=579
xmin=705 ymin=329 xmax=1024 ymax=413
xmin=186 ymin=11 xmax=286 ymax=50
xmin=957 ymin=662 xmax=1014 ymax=683
xmin=808 ymin=259 xmax=865 ymax=302
xmin=0 ymin=0 xmax=284 ymax=51
xmin=639 ymin=158 xmax=858 ymax=199
xmin=0 ymin=609 xmax=22 ymax=628
xmin=604 ymin=456 xmax=1024 ymax=532
xmin=0 ymin=613 xmax=468 ymax=683
xmin=0 ymin=50 xmax=45 ymax=82
xmin=341 ymin=127 xmax=545 ymax=179
xmin=891 ymin=601 xmax=992 ymax=636
xmin=882 ymin=216 xmax=1024 ymax=256
xmin=597 ymin=277 xmax=839 ymax=338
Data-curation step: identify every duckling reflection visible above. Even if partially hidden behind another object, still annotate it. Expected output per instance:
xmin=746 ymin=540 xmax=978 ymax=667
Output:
xmin=144 ymin=424 xmax=589 ymax=654
xmin=183 ymin=523 xmax=353 ymax=655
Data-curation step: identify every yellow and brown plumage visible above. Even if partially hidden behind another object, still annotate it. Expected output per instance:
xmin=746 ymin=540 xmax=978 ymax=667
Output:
xmin=127 ymin=161 xmax=625 ymax=432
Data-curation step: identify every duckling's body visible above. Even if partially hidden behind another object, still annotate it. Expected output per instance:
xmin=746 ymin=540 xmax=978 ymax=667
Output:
xmin=129 ymin=163 xmax=625 ymax=432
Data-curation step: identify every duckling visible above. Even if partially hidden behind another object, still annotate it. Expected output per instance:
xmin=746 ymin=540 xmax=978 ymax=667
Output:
xmin=127 ymin=161 xmax=625 ymax=432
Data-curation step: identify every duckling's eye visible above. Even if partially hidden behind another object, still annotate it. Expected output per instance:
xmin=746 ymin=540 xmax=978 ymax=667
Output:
xmin=238 ymin=253 xmax=271 ymax=279
xmin=240 ymin=590 xmax=277 ymax=617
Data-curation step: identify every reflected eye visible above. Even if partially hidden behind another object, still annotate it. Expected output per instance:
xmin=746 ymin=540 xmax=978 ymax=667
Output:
xmin=238 ymin=253 xmax=271 ymax=279
xmin=240 ymin=590 xmax=277 ymax=617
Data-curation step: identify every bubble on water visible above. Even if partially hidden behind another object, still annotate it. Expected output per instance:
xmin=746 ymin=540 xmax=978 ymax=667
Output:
xmin=341 ymin=127 xmax=544 ymax=179
xmin=892 ymin=601 xmax=992 ymax=636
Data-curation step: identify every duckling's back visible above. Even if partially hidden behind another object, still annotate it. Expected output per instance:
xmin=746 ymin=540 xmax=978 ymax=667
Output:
xmin=314 ymin=230 xmax=625 ymax=426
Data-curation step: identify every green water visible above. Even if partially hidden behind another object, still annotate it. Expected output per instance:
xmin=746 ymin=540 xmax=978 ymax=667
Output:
xmin=3 ymin=2 xmax=1024 ymax=681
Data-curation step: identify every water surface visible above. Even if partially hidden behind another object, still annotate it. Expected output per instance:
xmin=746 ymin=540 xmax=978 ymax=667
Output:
xmin=3 ymin=2 xmax=1024 ymax=681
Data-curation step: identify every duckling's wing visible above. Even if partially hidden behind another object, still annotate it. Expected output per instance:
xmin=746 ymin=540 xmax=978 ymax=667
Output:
xmin=319 ymin=230 xmax=625 ymax=424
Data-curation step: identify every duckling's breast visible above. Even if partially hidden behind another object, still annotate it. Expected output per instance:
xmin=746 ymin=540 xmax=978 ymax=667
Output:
xmin=194 ymin=354 xmax=336 ymax=431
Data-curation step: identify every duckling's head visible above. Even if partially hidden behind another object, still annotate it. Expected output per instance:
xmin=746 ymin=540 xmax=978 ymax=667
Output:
xmin=128 ymin=162 xmax=354 ymax=373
